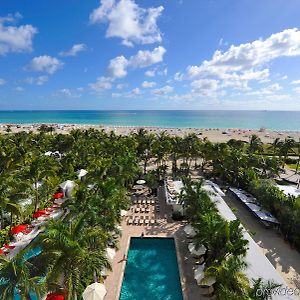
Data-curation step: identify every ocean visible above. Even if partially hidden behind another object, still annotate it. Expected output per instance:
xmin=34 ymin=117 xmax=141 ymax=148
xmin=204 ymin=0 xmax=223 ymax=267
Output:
xmin=0 ymin=110 xmax=300 ymax=131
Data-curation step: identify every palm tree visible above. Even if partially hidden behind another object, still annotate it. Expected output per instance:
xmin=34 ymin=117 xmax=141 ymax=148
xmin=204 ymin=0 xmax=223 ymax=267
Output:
xmin=249 ymin=135 xmax=263 ymax=153
xmin=204 ymin=256 xmax=250 ymax=299
xmin=248 ymin=278 xmax=282 ymax=300
xmin=0 ymin=251 xmax=45 ymax=300
xmin=34 ymin=217 xmax=111 ymax=299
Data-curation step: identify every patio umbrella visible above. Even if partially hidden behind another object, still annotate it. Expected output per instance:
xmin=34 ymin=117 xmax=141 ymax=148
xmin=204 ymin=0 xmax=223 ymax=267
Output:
xmin=136 ymin=179 xmax=146 ymax=185
xmin=10 ymin=224 xmax=29 ymax=234
xmin=46 ymin=294 xmax=64 ymax=300
xmin=188 ymin=243 xmax=206 ymax=257
xmin=32 ymin=181 xmax=42 ymax=190
xmin=3 ymin=244 xmax=15 ymax=249
xmin=59 ymin=180 xmax=75 ymax=191
xmin=77 ymin=169 xmax=88 ymax=179
xmin=106 ymin=248 xmax=116 ymax=262
xmin=194 ymin=264 xmax=205 ymax=284
xmin=52 ymin=192 xmax=64 ymax=199
xmin=83 ymin=283 xmax=107 ymax=300
xmin=184 ymin=224 xmax=197 ymax=238
xmin=120 ymin=210 xmax=128 ymax=217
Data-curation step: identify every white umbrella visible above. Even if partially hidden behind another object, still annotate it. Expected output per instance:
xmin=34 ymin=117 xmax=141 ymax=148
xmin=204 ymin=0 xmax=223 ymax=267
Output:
xmin=184 ymin=224 xmax=197 ymax=238
xmin=32 ymin=181 xmax=42 ymax=190
xmin=200 ymin=276 xmax=216 ymax=287
xmin=83 ymin=283 xmax=107 ymax=300
xmin=188 ymin=243 xmax=206 ymax=256
xmin=194 ymin=264 xmax=205 ymax=284
xmin=59 ymin=180 xmax=75 ymax=191
xmin=77 ymin=169 xmax=88 ymax=179
xmin=44 ymin=151 xmax=52 ymax=156
xmin=136 ymin=179 xmax=146 ymax=184
xmin=105 ymin=248 xmax=116 ymax=262
xmin=120 ymin=210 xmax=128 ymax=217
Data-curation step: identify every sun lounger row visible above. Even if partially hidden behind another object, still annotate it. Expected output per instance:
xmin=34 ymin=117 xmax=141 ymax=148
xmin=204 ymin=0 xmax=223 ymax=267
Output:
xmin=132 ymin=199 xmax=156 ymax=204
xmin=127 ymin=216 xmax=157 ymax=225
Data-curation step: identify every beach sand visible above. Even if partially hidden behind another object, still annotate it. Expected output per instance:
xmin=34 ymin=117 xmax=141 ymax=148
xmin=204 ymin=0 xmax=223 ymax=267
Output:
xmin=1 ymin=123 xmax=300 ymax=143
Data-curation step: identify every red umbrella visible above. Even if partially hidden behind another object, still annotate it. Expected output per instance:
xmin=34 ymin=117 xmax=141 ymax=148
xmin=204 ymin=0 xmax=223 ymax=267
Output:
xmin=52 ymin=192 xmax=64 ymax=199
xmin=10 ymin=224 xmax=29 ymax=234
xmin=3 ymin=244 xmax=15 ymax=249
xmin=0 ymin=249 xmax=5 ymax=255
xmin=33 ymin=210 xmax=49 ymax=218
xmin=46 ymin=294 xmax=64 ymax=300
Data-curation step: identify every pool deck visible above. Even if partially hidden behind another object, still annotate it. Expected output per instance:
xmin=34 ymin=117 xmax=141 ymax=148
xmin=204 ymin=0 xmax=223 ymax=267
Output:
xmin=104 ymin=186 xmax=205 ymax=300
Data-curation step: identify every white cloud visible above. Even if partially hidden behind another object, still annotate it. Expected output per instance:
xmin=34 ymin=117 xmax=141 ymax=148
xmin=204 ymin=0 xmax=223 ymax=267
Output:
xmin=129 ymin=46 xmax=166 ymax=68
xmin=152 ymin=85 xmax=173 ymax=95
xmin=293 ymin=87 xmax=300 ymax=94
xmin=174 ymin=72 xmax=184 ymax=81
xmin=90 ymin=0 xmax=163 ymax=46
xmin=0 ymin=13 xmax=37 ymax=55
xmin=142 ymin=81 xmax=156 ymax=88
xmin=188 ymin=28 xmax=300 ymax=79
xmin=58 ymin=88 xmax=82 ymax=98
xmin=191 ymin=79 xmax=220 ymax=96
xmin=0 ymin=78 xmax=6 ymax=85
xmin=89 ymin=76 xmax=113 ymax=92
xmin=158 ymin=68 xmax=167 ymax=76
xmin=145 ymin=69 xmax=155 ymax=77
xmin=291 ymin=79 xmax=300 ymax=85
xmin=24 ymin=75 xmax=48 ymax=85
xmin=107 ymin=55 xmax=129 ymax=78
xmin=27 ymin=55 xmax=64 ymax=74
xmin=116 ymin=83 xmax=126 ymax=89
xmin=107 ymin=46 xmax=166 ymax=79
xmin=126 ymin=87 xmax=141 ymax=97
xmin=59 ymin=43 xmax=87 ymax=57
xmin=15 ymin=86 xmax=24 ymax=92
xmin=247 ymin=83 xmax=282 ymax=96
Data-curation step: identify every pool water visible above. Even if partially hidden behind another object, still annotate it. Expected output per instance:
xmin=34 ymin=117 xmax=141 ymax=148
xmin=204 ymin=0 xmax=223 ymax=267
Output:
xmin=120 ymin=238 xmax=183 ymax=300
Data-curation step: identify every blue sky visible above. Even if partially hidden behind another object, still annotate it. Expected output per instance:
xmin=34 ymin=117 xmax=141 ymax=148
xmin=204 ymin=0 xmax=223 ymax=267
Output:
xmin=2 ymin=0 xmax=300 ymax=110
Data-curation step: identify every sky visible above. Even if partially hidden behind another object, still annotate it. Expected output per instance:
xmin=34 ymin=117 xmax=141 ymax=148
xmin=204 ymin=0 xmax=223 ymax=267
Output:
xmin=2 ymin=0 xmax=300 ymax=110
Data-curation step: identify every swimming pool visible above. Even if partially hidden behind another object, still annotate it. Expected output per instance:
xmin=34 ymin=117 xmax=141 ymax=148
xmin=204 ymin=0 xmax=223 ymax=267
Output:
xmin=119 ymin=238 xmax=183 ymax=300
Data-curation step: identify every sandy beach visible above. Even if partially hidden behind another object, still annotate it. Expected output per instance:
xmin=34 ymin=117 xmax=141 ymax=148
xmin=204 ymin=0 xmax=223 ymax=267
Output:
xmin=1 ymin=123 xmax=300 ymax=143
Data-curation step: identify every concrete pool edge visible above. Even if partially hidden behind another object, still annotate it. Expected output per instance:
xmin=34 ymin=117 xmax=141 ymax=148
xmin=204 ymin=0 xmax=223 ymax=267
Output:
xmin=116 ymin=236 xmax=186 ymax=300
xmin=174 ymin=235 xmax=188 ymax=300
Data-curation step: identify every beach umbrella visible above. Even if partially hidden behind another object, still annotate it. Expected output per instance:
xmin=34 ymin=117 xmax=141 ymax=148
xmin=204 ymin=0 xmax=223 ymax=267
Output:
xmin=32 ymin=181 xmax=43 ymax=190
xmin=59 ymin=180 xmax=75 ymax=191
xmin=10 ymin=224 xmax=28 ymax=234
xmin=188 ymin=243 xmax=206 ymax=257
xmin=183 ymin=224 xmax=197 ymax=238
xmin=105 ymin=248 xmax=116 ymax=262
xmin=0 ymin=249 xmax=5 ymax=255
xmin=83 ymin=283 xmax=107 ymax=300
xmin=133 ymin=184 xmax=144 ymax=190
xmin=194 ymin=264 xmax=205 ymax=284
xmin=3 ymin=244 xmax=15 ymax=249
xmin=44 ymin=151 xmax=52 ymax=156
xmin=77 ymin=169 xmax=88 ymax=179
xmin=46 ymin=294 xmax=64 ymax=300
xmin=52 ymin=192 xmax=64 ymax=199
xmin=136 ymin=179 xmax=146 ymax=185
xmin=120 ymin=210 xmax=128 ymax=217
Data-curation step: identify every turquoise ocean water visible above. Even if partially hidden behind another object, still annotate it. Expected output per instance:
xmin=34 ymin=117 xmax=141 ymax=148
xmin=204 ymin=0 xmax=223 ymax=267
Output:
xmin=0 ymin=110 xmax=300 ymax=130
xmin=120 ymin=238 xmax=183 ymax=300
